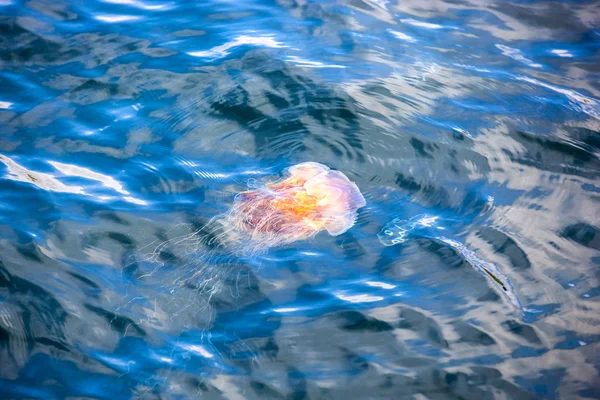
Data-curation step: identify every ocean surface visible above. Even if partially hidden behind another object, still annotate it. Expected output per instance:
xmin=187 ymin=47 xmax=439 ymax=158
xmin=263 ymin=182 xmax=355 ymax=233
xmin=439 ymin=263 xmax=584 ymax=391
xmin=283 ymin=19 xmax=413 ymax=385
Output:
xmin=0 ymin=0 xmax=599 ymax=398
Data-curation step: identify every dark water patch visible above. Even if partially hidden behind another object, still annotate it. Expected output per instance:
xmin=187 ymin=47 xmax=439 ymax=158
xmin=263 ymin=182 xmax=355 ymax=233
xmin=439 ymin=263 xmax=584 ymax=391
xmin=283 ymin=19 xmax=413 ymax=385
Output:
xmin=502 ymin=319 xmax=542 ymax=345
xmin=477 ymin=288 xmax=502 ymax=303
xmin=250 ymin=380 xmax=285 ymax=399
xmin=84 ymin=304 xmax=146 ymax=337
xmin=418 ymin=238 xmax=473 ymax=270
xmin=478 ymin=227 xmax=531 ymax=270
xmin=562 ymin=222 xmax=600 ymax=250
xmin=452 ymin=321 xmax=496 ymax=346
xmin=0 ymin=259 xmax=70 ymax=381
xmin=334 ymin=310 xmax=394 ymax=332
xmin=505 ymin=130 xmax=600 ymax=179
xmin=95 ymin=211 xmax=131 ymax=226
xmin=515 ymin=368 xmax=566 ymax=400
xmin=397 ymin=306 xmax=449 ymax=349
xmin=67 ymin=271 xmax=101 ymax=292
xmin=15 ymin=242 xmax=47 ymax=263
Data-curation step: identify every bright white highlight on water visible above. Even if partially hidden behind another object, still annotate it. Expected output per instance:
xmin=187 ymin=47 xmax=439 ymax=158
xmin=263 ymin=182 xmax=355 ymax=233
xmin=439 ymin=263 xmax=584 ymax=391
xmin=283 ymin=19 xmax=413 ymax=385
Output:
xmin=401 ymin=19 xmax=444 ymax=29
xmin=0 ymin=154 xmax=147 ymax=205
xmin=551 ymin=49 xmax=573 ymax=57
xmin=389 ymin=30 xmax=417 ymax=43
xmin=454 ymin=64 xmax=492 ymax=73
xmin=452 ymin=127 xmax=473 ymax=138
xmin=110 ymin=106 xmax=138 ymax=121
xmin=179 ymin=158 xmax=268 ymax=181
xmin=381 ymin=216 xmax=441 ymax=245
xmin=273 ymin=307 xmax=299 ymax=313
xmin=0 ymin=156 xmax=85 ymax=194
xmin=298 ymin=250 xmax=321 ymax=256
xmin=334 ymin=292 xmax=384 ymax=303
xmin=365 ymin=281 xmax=396 ymax=289
xmin=139 ymin=162 xmax=158 ymax=172
xmin=95 ymin=354 xmax=135 ymax=369
xmin=101 ymin=0 xmax=173 ymax=11
xmin=124 ymin=196 xmax=147 ymax=205
xmin=416 ymin=216 xmax=438 ymax=227
xmin=188 ymin=35 xmax=286 ymax=59
xmin=180 ymin=344 xmax=214 ymax=359
xmin=287 ymin=56 xmax=346 ymax=69
xmin=495 ymin=44 xmax=542 ymax=68
xmin=50 ymin=161 xmax=128 ymax=196
xmin=94 ymin=14 xmax=142 ymax=23
xmin=0 ymin=101 xmax=12 ymax=109
xmin=193 ymin=170 xmax=232 ymax=180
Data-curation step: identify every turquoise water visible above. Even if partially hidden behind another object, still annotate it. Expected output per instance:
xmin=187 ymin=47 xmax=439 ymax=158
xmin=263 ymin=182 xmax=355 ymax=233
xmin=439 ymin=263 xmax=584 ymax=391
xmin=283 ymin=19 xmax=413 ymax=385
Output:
xmin=0 ymin=0 xmax=599 ymax=398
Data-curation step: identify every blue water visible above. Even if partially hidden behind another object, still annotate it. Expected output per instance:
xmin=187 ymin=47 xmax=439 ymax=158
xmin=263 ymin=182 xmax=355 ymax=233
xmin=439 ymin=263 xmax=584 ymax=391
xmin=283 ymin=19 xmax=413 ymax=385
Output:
xmin=1 ymin=0 xmax=599 ymax=398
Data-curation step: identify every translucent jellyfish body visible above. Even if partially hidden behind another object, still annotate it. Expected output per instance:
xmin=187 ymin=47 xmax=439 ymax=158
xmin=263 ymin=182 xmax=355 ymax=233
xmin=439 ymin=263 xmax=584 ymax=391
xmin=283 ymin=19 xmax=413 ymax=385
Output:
xmin=220 ymin=162 xmax=366 ymax=252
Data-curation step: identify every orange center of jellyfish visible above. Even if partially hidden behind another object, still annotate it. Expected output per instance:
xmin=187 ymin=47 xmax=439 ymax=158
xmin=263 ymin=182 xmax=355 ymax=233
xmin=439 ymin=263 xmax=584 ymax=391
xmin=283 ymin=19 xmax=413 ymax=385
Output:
xmin=271 ymin=185 xmax=324 ymax=224
xmin=238 ymin=177 xmax=326 ymax=233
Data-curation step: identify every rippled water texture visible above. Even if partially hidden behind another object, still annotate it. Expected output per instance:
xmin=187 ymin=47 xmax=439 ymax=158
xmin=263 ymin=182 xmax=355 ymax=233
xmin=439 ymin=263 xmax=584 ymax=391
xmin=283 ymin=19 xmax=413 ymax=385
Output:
xmin=1 ymin=0 xmax=599 ymax=398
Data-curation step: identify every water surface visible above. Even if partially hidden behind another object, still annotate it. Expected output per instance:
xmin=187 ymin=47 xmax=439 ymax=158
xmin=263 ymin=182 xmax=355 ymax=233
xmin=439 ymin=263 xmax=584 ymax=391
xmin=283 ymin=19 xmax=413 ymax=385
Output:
xmin=0 ymin=0 xmax=599 ymax=398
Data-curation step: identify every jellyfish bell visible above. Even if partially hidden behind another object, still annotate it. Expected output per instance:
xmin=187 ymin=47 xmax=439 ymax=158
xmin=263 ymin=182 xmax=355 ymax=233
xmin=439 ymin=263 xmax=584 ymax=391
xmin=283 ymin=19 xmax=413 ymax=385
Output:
xmin=220 ymin=162 xmax=366 ymax=253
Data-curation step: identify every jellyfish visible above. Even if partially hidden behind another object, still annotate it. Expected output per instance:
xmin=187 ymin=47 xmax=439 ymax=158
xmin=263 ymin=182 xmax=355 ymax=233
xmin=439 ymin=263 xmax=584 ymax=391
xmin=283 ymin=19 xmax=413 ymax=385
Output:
xmin=207 ymin=162 xmax=366 ymax=255
xmin=120 ymin=162 xmax=366 ymax=331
